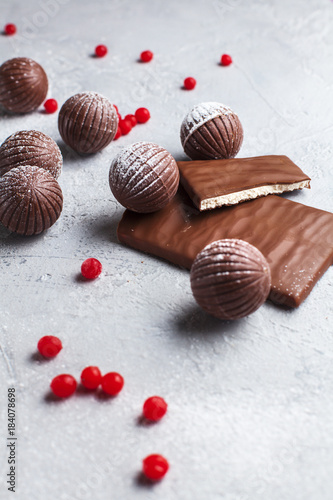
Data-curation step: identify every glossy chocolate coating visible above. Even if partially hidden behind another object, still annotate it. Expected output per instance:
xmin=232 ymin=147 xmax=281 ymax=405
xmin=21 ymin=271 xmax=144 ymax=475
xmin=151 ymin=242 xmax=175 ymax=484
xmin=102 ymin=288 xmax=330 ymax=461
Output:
xmin=178 ymin=155 xmax=311 ymax=210
xmin=118 ymin=191 xmax=333 ymax=307
xmin=0 ymin=166 xmax=63 ymax=236
xmin=0 ymin=130 xmax=62 ymax=179
xmin=190 ymin=239 xmax=271 ymax=320
xmin=0 ymin=58 xmax=48 ymax=113
xmin=58 ymin=92 xmax=118 ymax=154
xmin=109 ymin=141 xmax=179 ymax=213
xmin=180 ymin=102 xmax=243 ymax=160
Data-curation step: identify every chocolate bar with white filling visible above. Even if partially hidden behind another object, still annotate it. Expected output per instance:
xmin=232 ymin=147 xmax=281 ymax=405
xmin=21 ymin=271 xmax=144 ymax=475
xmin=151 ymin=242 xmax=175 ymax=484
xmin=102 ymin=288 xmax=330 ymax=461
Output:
xmin=178 ymin=155 xmax=310 ymax=210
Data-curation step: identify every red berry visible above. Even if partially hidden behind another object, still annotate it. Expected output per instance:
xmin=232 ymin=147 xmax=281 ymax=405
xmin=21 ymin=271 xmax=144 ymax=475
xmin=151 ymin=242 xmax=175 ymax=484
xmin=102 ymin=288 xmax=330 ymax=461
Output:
xmin=43 ymin=98 xmax=58 ymax=114
xmin=95 ymin=44 xmax=108 ymax=57
xmin=183 ymin=77 xmax=196 ymax=90
xmin=142 ymin=454 xmax=169 ymax=481
xmin=81 ymin=258 xmax=102 ymax=279
xmin=81 ymin=366 xmax=102 ymax=390
xmin=221 ymin=54 xmax=232 ymax=66
xmin=119 ymin=119 xmax=132 ymax=136
xmin=135 ymin=107 xmax=150 ymax=124
xmin=113 ymin=104 xmax=119 ymax=114
xmin=143 ymin=396 xmax=168 ymax=421
xmin=114 ymin=126 xmax=122 ymax=140
xmin=124 ymin=114 xmax=137 ymax=127
xmin=101 ymin=372 xmax=124 ymax=396
xmin=140 ymin=50 xmax=153 ymax=63
xmin=50 ymin=374 xmax=77 ymax=398
xmin=4 ymin=24 xmax=16 ymax=35
xmin=37 ymin=335 xmax=62 ymax=358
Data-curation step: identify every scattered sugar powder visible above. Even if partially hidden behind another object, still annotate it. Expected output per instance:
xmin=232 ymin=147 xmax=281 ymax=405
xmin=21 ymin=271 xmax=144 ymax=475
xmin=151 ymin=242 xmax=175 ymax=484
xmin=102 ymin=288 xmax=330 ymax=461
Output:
xmin=180 ymin=102 xmax=236 ymax=147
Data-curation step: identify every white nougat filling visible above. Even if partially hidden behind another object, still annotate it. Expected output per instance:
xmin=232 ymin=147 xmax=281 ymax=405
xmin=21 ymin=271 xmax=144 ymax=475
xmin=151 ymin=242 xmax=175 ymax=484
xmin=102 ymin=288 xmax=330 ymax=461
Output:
xmin=200 ymin=180 xmax=311 ymax=210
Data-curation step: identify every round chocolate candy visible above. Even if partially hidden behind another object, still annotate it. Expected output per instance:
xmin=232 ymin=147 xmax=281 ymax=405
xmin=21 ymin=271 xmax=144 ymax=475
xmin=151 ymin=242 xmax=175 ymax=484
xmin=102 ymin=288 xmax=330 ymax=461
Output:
xmin=0 ymin=130 xmax=62 ymax=179
xmin=190 ymin=239 xmax=271 ymax=320
xmin=109 ymin=141 xmax=179 ymax=213
xmin=0 ymin=166 xmax=63 ymax=236
xmin=0 ymin=57 xmax=48 ymax=113
xmin=180 ymin=102 xmax=243 ymax=160
xmin=58 ymin=92 xmax=118 ymax=154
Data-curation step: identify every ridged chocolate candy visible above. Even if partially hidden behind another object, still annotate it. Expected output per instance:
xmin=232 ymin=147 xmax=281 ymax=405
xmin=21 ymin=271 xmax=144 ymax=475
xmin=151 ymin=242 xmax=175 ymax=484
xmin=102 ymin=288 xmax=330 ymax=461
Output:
xmin=58 ymin=92 xmax=118 ymax=154
xmin=180 ymin=102 xmax=243 ymax=160
xmin=0 ymin=57 xmax=48 ymax=113
xmin=190 ymin=239 xmax=271 ymax=320
xmin=109 ymin=141 xmax=179 ymax=213
xmin=0 ymin=130 xmax=62 ymax=179
xmin=0 ymin=166 xmax=63 ymax=236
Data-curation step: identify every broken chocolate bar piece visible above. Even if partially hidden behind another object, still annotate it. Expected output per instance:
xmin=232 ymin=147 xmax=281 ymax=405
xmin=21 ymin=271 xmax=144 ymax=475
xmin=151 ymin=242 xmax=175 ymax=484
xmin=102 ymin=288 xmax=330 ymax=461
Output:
xmin=118 ymin=192 xmax=333 ymax=307
xmin=178 ymin=155 xmax=310 ymax=210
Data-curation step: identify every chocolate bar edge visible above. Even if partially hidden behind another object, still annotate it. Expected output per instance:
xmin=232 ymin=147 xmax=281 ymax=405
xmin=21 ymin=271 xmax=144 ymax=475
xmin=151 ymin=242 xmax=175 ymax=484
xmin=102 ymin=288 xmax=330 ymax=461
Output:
xmin=117 ymin=213 xmax=302 ymax=308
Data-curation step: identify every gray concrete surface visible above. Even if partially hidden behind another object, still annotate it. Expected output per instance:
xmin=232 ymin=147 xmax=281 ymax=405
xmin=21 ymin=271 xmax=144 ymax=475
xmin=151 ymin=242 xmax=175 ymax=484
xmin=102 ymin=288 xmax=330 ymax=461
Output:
xmin=0 ymin=0 xmax=333 ymax=499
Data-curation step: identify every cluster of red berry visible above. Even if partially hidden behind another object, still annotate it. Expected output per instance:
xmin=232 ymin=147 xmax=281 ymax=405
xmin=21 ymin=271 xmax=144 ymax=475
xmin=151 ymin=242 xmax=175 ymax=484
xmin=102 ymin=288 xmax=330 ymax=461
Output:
xmin=37 ymin=331 xmax=169 ymax=481
xmin=37 ymin=336 xmax=125 ymax=397
xmin=51 ymin=368 xmax=124 ymax=397
xmin=113 ymin=105 xmax=151 ymax=141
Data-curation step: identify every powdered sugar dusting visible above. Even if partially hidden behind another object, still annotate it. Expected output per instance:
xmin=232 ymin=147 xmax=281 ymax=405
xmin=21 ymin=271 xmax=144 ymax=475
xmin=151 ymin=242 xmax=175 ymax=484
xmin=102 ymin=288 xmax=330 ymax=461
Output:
xmin=0 ymin=165 xmax=63 ymax=235
xmin=180 ymin=102 xmax=237 ymax=147
xmin=197 ymin=239 xmax=269 ymax=270
xmin=109 ymin=141 xmax=179 ymax=213
xmin=0 ymin=130 xmax=63 ymax=179
xmin=110 ymin=142 xmax=171 ymax=179
xmin=64 ymin=91 xmax=116 ymax=113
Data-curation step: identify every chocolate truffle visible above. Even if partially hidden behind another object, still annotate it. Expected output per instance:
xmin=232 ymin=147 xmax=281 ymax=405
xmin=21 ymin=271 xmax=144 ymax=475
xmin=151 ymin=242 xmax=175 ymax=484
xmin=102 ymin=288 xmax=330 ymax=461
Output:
xmin=0 ymin=166 xmax=63 ymax=236
xmin=0 ymin=130 xmax=62 ymax=179
xmin=180 ymin=102 xmax=243 ymax=160
xmin=109 ymin=141 xmax=179 ymax=213
xmin=58 ymin=92 xmax=118 ymax=154
xmin=0 ymin=57 xmax=48 ymax=113
xmin=190 ymin=239 xmax=271 ymax=320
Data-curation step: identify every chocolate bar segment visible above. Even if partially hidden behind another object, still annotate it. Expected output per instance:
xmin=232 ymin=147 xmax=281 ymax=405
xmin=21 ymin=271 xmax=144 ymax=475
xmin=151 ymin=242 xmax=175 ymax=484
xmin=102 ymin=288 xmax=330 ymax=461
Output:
xmin=178 ymin=155 xmax=310 ymax=210
xmin=118 ymin=192 xmax=333 ymax=307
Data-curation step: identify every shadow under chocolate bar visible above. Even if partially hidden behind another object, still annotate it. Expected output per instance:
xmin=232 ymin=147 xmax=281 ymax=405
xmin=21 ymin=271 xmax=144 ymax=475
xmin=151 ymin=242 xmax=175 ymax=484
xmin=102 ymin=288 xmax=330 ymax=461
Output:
xmin=117 ymin=191 xmax=333 ymax=308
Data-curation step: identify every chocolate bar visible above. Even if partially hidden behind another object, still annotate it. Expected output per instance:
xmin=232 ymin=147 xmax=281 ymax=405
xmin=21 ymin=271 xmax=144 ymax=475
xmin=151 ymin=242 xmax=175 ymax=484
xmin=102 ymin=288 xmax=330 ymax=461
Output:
xmin=118 ymin=192 xmax=333 ymax=307
xmin=178 ymin=155 xmax=310 ymax=210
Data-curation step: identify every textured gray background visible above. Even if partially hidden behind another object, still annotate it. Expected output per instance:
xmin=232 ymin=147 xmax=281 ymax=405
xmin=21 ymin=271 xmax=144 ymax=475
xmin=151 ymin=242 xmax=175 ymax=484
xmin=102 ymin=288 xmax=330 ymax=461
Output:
xmin=0 ymin=0 xmax=333 ymax=499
